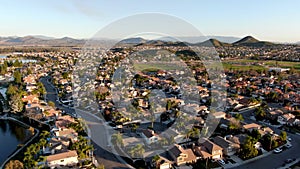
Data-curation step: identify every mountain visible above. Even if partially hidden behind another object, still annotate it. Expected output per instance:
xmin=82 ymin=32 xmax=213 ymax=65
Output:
xmin=157 ymin=36 xmax=240 ymax=43
xmin=0 ymin=36 xmax=85 ymax=46
xmin=233 ymin=36 xmax=274 ymax=47
xmin=194 ymin=38 xmax=231 ymax=47
xmin=119 ymin=37 xmax=147 ymax=44
xmin=31 ymin=35 xmax=55 ymax=40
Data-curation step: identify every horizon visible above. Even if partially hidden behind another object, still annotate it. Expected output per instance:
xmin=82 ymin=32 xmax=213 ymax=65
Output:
xmin=0 ymin=34 xmax=298 ymax=44
xmin=0 ymin=1 xmax=299 ymax=43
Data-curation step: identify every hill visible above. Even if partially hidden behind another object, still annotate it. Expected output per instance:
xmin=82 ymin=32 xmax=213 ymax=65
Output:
xmin=194 ymin=38 xmax=231 ymax=47
xmin=233 ymin=36 xmax=274 ymax=47
xmin=0 ymin=36 xmax=85 ymax=46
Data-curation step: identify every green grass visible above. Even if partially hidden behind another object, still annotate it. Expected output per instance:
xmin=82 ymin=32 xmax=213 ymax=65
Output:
xmin=133 ymin=62 xmax=187 ymax=72
xmin=222 ymin=59 xmax=300 ymax=72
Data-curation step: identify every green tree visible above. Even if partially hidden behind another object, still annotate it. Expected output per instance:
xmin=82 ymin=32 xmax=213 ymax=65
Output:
xmin=250 ymin=129 xmax=261 ymax=142
xmin=152 ymin=155 xmax=160 ymax=168
xmin=239 ymin=136 xmax=258 ymax=160
xmin=235 ymin=113 xmax=244 ymax=121
xmin=9 ymin=94 xmax=23 ymax=114
xmin=159 ymin=138 xmax=169 ymax=146
xmin=6 ymin=84 xmax=18 ymax=98
xmin=48 ymin=101 xmax=55 ymax=108
xmin=280 ymin=131 xmax=287 ymax=142
xmin=111 ymin=132 xmax=123 ymax=147
xmin=255 ymin=106 xmax=266 ymax=121
xmin=37 ymin=82 xmax=46 ymax=98
xmin=5 ymin=160 xmax=24 ymax=169
xmin=13 ymin=70 xmax=22 ymax=85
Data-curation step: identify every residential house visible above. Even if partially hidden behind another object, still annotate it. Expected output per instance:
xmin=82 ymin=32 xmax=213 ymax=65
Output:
xmin=212 ymin=112 xmax=226 ymax=119
xmin=55 ymin=115 xmax=75 ymax=130
xmin=55 ymin=128 xmax=78 ymax=142
xmin=213 ymin=136 xmax=240 ymax=156
xmin=267 ymin=109 xmax=284 ymax=121
xmin=168 ymin=144 xmax=197 ymax=166
xmin=257 ymin=127 xmax=274 ymax=136
xmin=141 ymin=129 xmax=159 ymax=145
xmin=22 ymin=95 xmax=39 ymax=104
xmin=153 ymin=155 xmax=173 ymax=169
xmin=278 ymin=113 xmax=296 ymax=125
xmin=226 ymin=134 xmax=248 ymax=146
xmin=242 ymin=123 xmax=261 ymax=132
xmin=46 ymin=150 xmax=78 ymax=168
xmin=194 ymin=138 xmax=223 ymax=159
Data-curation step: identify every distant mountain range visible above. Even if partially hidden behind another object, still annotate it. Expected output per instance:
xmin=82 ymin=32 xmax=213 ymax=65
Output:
xmin=0 ymin=35 xmax=297 ymax=47
xmin=119 ymin=35 xmax=278 ymax=48
xmin=0 ymin=36 xmax=86 ymax=46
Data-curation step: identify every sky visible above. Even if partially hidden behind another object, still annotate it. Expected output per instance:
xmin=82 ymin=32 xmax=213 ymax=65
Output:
xmin=0 ymin=0 xmax=299 ymax=42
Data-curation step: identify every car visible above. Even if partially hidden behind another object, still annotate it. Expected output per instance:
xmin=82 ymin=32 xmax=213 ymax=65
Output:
xmin=217 ymin=159 xmax=225 ymax=165
xmin=273 ymin=148 xmax=282 ymax=154
xmin=285 ymin=144 xmax=292 ymax=149
xmin=285 ymin=159 xmax=293 ymax=164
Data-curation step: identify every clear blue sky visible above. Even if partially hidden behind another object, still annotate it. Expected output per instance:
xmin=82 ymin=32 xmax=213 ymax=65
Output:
xmin=0 ymin=0 xmax=299 ymax=42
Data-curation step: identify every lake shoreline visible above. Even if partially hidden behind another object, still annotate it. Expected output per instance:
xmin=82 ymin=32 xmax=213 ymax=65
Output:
xmin=0 ymin=117 xmax=38 ymax=168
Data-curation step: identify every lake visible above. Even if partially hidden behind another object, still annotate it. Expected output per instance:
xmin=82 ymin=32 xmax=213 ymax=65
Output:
xmin=0 ymin=119 xmax=33 ymax=166
xmin=0 ymin=55 xmax=37 ymax=63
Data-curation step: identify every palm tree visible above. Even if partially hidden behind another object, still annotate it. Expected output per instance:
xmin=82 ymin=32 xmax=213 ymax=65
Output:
xmin=159 ymin=138 xmax=168 ymax=147
xmin=111 ymin=132 xmax=123 ymax=147
xmin=152 ymin=155 xmax=160 ymax=168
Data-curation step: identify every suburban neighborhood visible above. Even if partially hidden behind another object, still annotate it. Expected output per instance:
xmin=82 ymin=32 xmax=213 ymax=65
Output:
xmin=0 ymin=35 xmax=299 ymax=169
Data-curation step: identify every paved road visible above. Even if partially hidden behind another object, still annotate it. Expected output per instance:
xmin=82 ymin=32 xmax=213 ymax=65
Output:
xmin=41 ymin=77 xmax=132 ymax=169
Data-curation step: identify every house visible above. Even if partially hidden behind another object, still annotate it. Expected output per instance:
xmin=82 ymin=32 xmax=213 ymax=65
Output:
xmin=278 ymin=113 xmax=296 ymax=125
xmin=141 ymin=129 xmax=159 ymax=145
xmin=267 ymin=109 xmax=284 ymax=121
xmin=22 ymin=95 xmax=39 ymax=104
xmin=23 ymin=75 xmax=36 ymax=85
xmin=226 ymin=134 xmax=248 ymax=145
xmin=55 ymin=115 xmax=75 ymax=130
xmin=43 ymin=137 xmax=70 ymax=155
xmin=286 ymin=118 xmax=300 ymax=126
xmin=168 ymin=144 xmax=197 ymax=166
xmin=257 ymin=127 xmax=274 ymax=136
xmin=153 ymin=155 xmax=173 ymax=169
xmin=46 ymin=150 xmax=78 ymax=168
xmin=194 ymin=138 xmax=223 ymax=159
xmin=212 ymin=112 xmax=226 ymax=119
xmin=213 ymin=136 xmax=240 ymax=156
xmin=242 ymin=123 xmax=261 ymax=132
xmin=55 ymin=128 xmax=78 ymax=142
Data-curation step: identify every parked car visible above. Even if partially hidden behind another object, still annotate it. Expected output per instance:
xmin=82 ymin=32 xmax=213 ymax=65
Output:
xmin=285 ymin=144 xmax=292 ymax=149
xmin=217 ymin=159 xmax=225 ymax=165
xmin=273 ymin=148 xmax=282 ymax=154
xmin=285 ymin=159 xmax=293 ymax=164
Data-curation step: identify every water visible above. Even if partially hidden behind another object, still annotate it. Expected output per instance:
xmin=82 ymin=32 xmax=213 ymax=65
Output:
xmin=0 ymin=55 xmax=37 ymax=63
xmin=0 ymin=120 xmax=32 ymax=165
xmin=0 ymin=87 xmax=7 ymax=99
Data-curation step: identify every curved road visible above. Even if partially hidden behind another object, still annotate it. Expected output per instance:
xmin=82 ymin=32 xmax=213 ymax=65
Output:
xmin=41 ymin=77 xmax=133 ymax=169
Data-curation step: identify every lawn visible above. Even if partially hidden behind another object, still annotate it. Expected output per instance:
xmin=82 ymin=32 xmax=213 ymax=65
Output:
xmin=222 ymin=59 xmax=300 ymax=72
xmin=133 ymin=62 xmax=187 ymax=72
